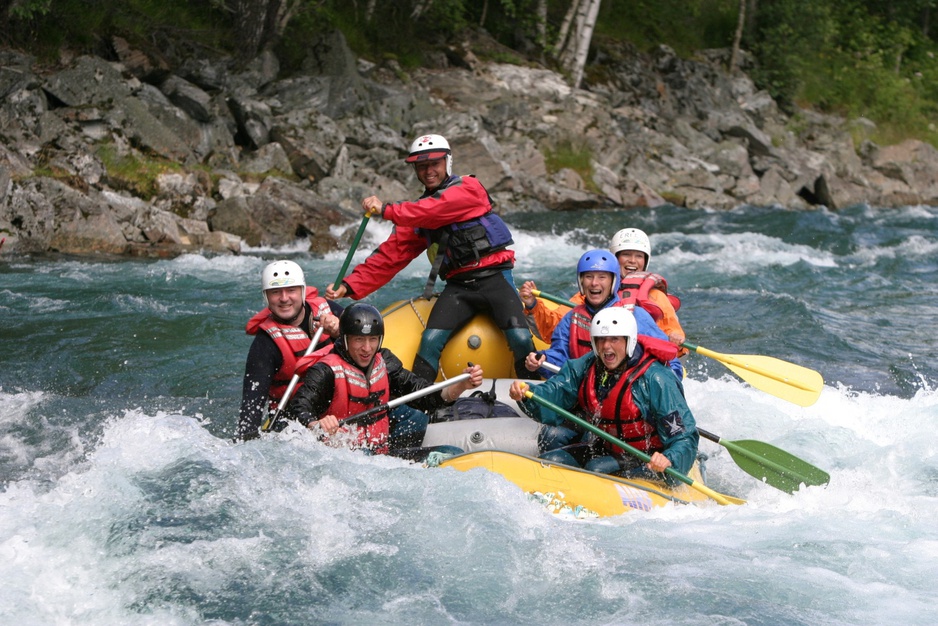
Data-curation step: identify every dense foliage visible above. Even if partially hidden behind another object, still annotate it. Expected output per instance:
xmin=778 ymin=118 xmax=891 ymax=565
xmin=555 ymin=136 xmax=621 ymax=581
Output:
xmin=750 ymin=0 xmax=938 ymax=144
xmin=3 ymin=0 xmax=936 ymax=145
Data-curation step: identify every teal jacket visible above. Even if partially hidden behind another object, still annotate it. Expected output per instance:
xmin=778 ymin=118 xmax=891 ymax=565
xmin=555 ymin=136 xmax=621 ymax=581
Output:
xmin=518 ymin=350 xmax=699 ymax=475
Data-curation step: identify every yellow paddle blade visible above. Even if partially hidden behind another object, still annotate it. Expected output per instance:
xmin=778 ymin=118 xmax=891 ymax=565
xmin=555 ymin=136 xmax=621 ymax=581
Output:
xmin=685 ymin=343 xmax=824 ymax=407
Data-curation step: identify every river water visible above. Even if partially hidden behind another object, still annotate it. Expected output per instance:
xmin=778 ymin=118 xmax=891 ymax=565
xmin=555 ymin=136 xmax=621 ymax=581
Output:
xmin=1 ymin=204 xmax=936 ymax=625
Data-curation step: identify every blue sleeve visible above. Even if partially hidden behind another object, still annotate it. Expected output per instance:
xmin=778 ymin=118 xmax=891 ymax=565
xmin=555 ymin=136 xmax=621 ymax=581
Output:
xmin=634 ymin=307 xmax=667 ymax=339
xmin=539 ymin=311 xmax=574 ymax=378
xmin=669 ymin=359 xmax=685 ymax=380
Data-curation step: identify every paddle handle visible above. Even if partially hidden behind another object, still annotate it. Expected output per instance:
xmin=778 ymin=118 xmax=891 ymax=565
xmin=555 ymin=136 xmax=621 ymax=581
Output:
xmin=522 ymin=389 xmax=733 ymax=505
xmin=696 ymin=427 xmax=722 ymax=444
xmin=530 ymin=289 xmax=574 ymax=307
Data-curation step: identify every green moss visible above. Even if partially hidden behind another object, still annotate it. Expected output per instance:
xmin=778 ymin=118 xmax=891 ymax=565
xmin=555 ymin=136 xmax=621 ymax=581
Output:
xmin=869 ymin=122 xmax=938 ymax=150
xmin=658 ymin=190 xmax=686 ymax=206
xmin=95 ymin=143 xmax=182 ymax=198
xmin=544 ymin=140 xmax=600 ymax=194
xmin=545 ymin=140 xmax=591 ymax=174
xmin=479 ymin=50 xmax=526 ymax=66
xmin=239 ymin=169 xmax=298 ymax=184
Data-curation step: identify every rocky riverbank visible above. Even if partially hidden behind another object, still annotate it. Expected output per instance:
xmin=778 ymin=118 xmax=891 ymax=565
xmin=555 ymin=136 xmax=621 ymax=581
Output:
xmin=2 ymin=30 xmax=937 ymax=258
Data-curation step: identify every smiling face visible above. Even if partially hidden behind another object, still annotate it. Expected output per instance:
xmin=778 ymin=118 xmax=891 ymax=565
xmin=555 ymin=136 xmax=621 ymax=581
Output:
xmin=594 ymin=335 xmax=629 ymax=370
xmin=265 ymin=286 xmax=305 ymax=323
xmin=346 ymin=335 xmax=381 ymax=369
xmin=579 ymin=271 xmax=616 ymax=308
xmin=616 ymin=249 xmax=647 ymax=274
xmin=413 ymin=158 xmax=448 ymax=191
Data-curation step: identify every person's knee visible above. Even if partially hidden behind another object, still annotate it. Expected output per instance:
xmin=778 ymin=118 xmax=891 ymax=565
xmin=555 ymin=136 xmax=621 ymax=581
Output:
xmin=503 ymin=327 xmax=534 ymax=353
xmin=390 ymin=405 xmax=428 ymax=433
xmin=504 ymin=327 xmax=537 ymax=379
xmin=417 ymin=328 xmax=451 ymax=359
xmin=670 ymin=359 xmax=685 ymax=381
xmin=584 ymin=455 xmax=622 ymax=475
xmin=389 ymin=406 xmax=429 ymax=449
xmin=538 ymin=426 xmax=579 ymax=453
xmin=539 ymin=448 xmax=580 ymax=467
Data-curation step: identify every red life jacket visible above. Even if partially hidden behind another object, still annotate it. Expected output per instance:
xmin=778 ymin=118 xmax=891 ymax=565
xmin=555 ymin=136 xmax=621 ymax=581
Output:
xmin=245 ymin=287 xmax=332 ymax=402
xmin=577 ymin=336 xmax=679 ymax=455
xmin=319 ymin=351 xmax=391 ymax=454
xmin=567 ymin=307 xmax=595 ymax=359
xmin=618 ymin=271 xmax=681 ymax=322
xmin=293 ymin=343 xmax=335 ymax=377
xmin=567 ymin=299 xmax=628 ymax=359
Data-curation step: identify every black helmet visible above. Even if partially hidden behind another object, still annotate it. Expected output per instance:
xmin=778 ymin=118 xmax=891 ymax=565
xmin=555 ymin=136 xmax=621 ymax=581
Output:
xmin=339 ymin=303 xmax=385 ymax=338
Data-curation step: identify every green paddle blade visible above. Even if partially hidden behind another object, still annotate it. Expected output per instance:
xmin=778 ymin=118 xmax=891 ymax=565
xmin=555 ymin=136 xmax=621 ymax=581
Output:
xmin=719 ymin=437 xmax=830 ymax=494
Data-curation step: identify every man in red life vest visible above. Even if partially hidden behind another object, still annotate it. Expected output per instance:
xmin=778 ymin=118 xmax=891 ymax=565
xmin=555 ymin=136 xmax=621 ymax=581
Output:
xmin=237 ymin=260 xmax=342 ymax=441
xmin=508 ymin=306 xmax=698 ymax=480
xmin=292 ymin=303 xmax=483 ymax=460
xmin=325 ymin=134 xmax=538 ymax=382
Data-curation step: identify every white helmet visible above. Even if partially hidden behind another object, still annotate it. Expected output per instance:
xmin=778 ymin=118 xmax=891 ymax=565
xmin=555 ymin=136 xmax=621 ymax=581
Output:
xmin=590 ymin=306 xmax=638 ymax=360
xmin=262 ymin=260 xmax=305 ymax=300
xmin=610 ymin=228 xmax=652 ymax=269
xmin=405 ymin=134 xmax=452 ymax=176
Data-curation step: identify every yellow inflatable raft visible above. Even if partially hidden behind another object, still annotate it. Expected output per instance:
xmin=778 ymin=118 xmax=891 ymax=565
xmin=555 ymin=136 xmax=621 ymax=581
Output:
xmin=381 ymin=297 xmax=737 ymax=517
xmin=440 ymin=450 xmax=713 ymax=517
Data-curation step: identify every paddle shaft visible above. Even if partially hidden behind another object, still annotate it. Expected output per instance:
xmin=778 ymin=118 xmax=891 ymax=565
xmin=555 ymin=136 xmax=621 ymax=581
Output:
xmin=697 ymin=427 xmax=792 ymax=475
xmin=339 ymin=373 xmax=471 ymax=426
xmin=522 ymin=390 xmax=737 ymax=505
xmin=333 ymin=212 xmax=373 ymax=290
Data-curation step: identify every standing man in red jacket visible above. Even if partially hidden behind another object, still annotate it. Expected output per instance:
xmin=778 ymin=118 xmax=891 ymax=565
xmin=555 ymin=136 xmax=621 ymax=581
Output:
xmin=327 ymin=134 xmax=538 ymax=382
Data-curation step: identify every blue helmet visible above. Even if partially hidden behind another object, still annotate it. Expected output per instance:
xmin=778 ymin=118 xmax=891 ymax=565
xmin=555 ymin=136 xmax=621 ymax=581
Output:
xmin=576 ymin=249 xmax=620 ymax=283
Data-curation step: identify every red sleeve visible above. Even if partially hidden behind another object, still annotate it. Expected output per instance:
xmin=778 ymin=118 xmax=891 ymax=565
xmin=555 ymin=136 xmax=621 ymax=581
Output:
xmin=345 ymin=177 xmax=501 ymax=296
xmin=342 ymin=225 xmax=428 ymax=298
xmin=382 ymin=176 xmax=492 ymax=228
